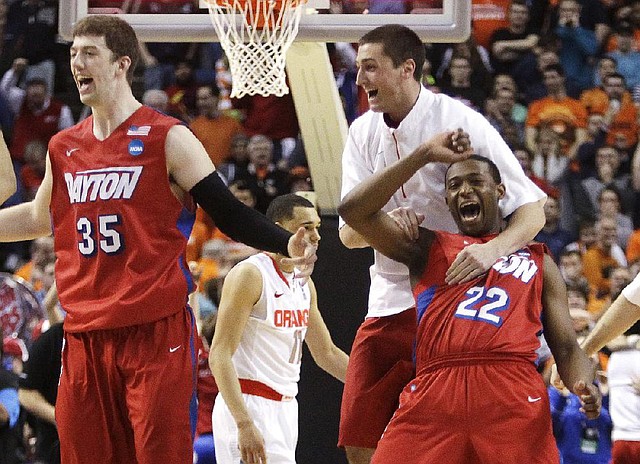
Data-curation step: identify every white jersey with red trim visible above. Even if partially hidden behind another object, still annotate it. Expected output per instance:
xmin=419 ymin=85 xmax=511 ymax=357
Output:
xmin=231 ymin=253 xmax=311 ymax=398
xmin=339 ymin=87 xmax=546 ymax=318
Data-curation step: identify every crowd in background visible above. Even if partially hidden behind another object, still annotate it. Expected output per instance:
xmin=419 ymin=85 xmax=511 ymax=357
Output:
xmin=0 ymin=0 xmax=640 ymax=463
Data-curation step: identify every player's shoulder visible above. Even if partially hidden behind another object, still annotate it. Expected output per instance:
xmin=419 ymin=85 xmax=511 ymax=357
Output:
xmin=349 ymin=109 xmax=382 ymax=137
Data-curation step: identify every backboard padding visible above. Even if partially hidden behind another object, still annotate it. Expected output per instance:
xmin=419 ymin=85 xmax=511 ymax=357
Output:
xmin=60 ymin=0 xmax=471 ymax=43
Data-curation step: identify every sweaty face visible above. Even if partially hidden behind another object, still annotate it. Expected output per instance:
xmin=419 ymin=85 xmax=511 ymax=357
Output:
xmin=279 ymin=206 xmax=321 ymax=247
xmin=355 ymin=42 xmax=410 ymax=121
xmin=445 ymin=159 xmax=504 ymax=237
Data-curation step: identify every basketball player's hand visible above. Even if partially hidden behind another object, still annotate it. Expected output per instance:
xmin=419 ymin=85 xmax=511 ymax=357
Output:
xmin=284 ymin=227 xmax=318 ymax=282
xmin=549 ymin=363 xmax=567 ymax=391
xmin=445 ymin=241 xmax=497 ymax=284
xmin=388 ymin=207 xmax=425 ymax=241
xmin=574 ymin=380 xmax=601 ymax=420
xmin=238 ymin=421 xmax=267 ymax=463
xmin=419 ymin=129 xmax=473 ymax=165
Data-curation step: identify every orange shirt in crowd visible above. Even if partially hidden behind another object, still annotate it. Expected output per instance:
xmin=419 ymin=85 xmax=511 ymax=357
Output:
xmin=582 ymin=246 xmax=619 ymax=294
xmin=189 ymin=115 xmax=244 ymax=166
xmin=471 ymin=0 xmax=510 ymax=49
xmin=580 ymin=88 xmax=638 ymax=147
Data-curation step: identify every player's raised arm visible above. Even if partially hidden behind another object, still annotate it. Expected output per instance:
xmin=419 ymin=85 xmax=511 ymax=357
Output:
xmin=338 ymin=131 xmax=471 ymax=266
xmin=304 ymin=279 xmax=349 ymax=382
xmin=0 ymin=151 xmax=53 ymax=242
xmin=0 ymin=131 xmax=16 ymax=204
xmin=165 ymin=124 xmax=316 ymax=275
xmin=581 ymin=274 xmax=640 ymax=357
xmin=209 ymin=262 xmax=267 ymax=464
xmin=540 ymin=253 xmax=600 ymax=419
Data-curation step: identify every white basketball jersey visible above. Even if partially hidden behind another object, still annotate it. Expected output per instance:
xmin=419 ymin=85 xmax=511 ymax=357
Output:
xmin=232 ymin=253 xmax=311 ymax=398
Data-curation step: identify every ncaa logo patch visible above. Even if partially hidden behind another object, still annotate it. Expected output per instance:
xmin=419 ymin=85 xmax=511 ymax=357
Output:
xmin=128 ymin=139 xmax=144 ymax=156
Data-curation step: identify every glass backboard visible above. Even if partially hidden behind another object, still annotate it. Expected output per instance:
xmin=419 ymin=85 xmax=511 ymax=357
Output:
xmin=59 ymin=0 xmax=471 ymax=43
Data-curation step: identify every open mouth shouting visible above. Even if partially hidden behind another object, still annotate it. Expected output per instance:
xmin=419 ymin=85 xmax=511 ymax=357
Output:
xmin=459 ymin=201 xmax=481 ymax=223
xmin=76 ymin=76 xmax=94 ymax=94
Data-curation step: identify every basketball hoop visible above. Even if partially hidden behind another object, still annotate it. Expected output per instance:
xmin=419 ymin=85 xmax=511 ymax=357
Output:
xmin=205 ymin=0 xmax=308 ymax=98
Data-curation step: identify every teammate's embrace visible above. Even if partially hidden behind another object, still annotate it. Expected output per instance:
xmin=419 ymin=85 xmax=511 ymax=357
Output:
xmin=210 ymin=193 xmax=348 ymax=464
xmin=339 ymin=132 xmax=600 ymax=464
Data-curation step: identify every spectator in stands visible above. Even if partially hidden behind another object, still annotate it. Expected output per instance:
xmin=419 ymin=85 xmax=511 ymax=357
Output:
xmin=135 ymin=0 xmax=199 ymax=92
xmin=531 ymin=127 xmax=569 ymax=186
xmin=489 ymin=0 xmax=538 ymax=76
xmin=535 ymin=195 xmax=575 ymax=261
xmin=526 ymin=64 xmax=588 ymax=162
xmin=163 ymin=60 xmax=199 ymax=123
xmin=19 ymin=321 xmax=63 ymax=464
xmin=233 ymin=92 xmax=300 ymax=165
xmin=436 ymin=36 xmax=493 ymax=95
xmin=565 ymin=218 xmax=599 ymax=256
xmin=216 ymin=132 xmax=250 ymax=185
xmin=469 ymin=0 xmax=510 ymax=50
xmin=597 ymin=186 xmax=633 ymax=251
xmin=581 ymin=57 xmax=626 ymax=109
xmin=582 ymin=146 xmax=634 ymax=216
xmin=588 ymin=265 xmax=632 ymax=319
xmin=14 ymin=236 xmax=55 ymax=293
xmin=20 ymin=140 xmax=46 ymax=202
xmin=513 ymin=145 xmax=559 ymax=198
xmin=555 ymin=0 xmax=598 ymax=98
xmin=486 ymin=88 xmax=525 ymax=146
xmin=142 ymin=89 xmax=169 ymax=114
xmin=190 ymin=83 xmax=244 ymax=166
xmin=440 ymin=55 xmax=487 ymax=112
xmin=576 ymin=113 xmax=608 ymax=180
xmin=607 ymin=25 xmax=640 ymax=91
xmin=583 ymin=217 xmax=627 ymax=294
xmin=592 ymin=73 xmax=638 ymax=151
xmin=235 ymin=135 xmax=290 ymax=214
xmin=3 ymin=0 xmax=59 ymax=95
xmin=595 ymin=55 xmax=617 ymax=88
xmin=549 ymin=338 xmax=612 ymax=464
xmin=512 ymin=39 xmax=563 ymax=104
xmin=559 ymin=249 xmax=590 ymax=290
xmin=0 ymin=63 xmax=74 ymax=164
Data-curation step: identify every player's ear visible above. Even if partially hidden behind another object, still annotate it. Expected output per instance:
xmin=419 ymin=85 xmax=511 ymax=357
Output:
xmin=117 ymin=55 xmax=131 ymax=74
xmin=403 ymin=59 xmax=415 ymax=78
xmin=496 ymin=183 xmax=506 ymax=200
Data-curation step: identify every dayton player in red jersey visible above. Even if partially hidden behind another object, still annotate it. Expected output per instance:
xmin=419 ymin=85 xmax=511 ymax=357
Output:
xmin=339 ymin=133 xmax=601 ymax=464
xmin=0 ymin=15 xmax=317 ymax=464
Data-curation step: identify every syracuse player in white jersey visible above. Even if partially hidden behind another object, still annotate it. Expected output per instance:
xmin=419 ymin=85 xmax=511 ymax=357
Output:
xmin=210 ymin=193 xmax=349 ymax=464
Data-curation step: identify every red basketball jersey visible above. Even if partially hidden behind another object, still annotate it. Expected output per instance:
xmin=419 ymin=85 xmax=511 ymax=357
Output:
xmin=49 ymin=107 xmax=195 ymax=332
xmin=413 ymin=231 xmax=546 ymax=375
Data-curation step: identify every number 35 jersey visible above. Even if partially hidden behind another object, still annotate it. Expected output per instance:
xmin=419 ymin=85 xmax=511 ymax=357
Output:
xmin=232 ymin=253 xmax=311 ymax=398
xmin=412 ymin=231 xmax=547 ymax=375
xmin=49 ymin=107 xmax=195 ymax=332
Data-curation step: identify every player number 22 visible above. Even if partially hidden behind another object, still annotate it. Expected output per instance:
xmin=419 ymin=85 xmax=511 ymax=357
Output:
xmin=454 ymin=286 xmax=510 ymax=327
xmin=77 ymin=214 xmax=123 ymax=256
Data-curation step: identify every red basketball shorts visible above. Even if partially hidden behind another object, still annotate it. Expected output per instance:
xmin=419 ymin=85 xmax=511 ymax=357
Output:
xmin=56 ymin=307 xmax=198 ymax=464
xmin=371 ymin=358 xmax=560 ymax=464
xmin=338 ymin=308 xmax=416 ymax=449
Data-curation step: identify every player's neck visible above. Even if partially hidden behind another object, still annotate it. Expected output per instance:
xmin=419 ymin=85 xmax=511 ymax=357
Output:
xmin=385 ymin=81 xmax=421 ymax=127
xmin=91 ymin=91 xmax=142 ymax=140
xmin=267 ymin=252 xmax=294 ymax=274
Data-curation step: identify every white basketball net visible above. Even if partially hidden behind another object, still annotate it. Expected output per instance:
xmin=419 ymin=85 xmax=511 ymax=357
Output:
xmin=206 ymin=0 xmax=307 ymax=98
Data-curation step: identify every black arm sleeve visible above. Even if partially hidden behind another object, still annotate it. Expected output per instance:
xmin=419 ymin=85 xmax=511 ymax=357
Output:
xmin=190 ymin=171 xmax=291 ymax=256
